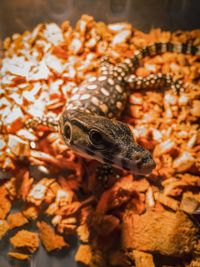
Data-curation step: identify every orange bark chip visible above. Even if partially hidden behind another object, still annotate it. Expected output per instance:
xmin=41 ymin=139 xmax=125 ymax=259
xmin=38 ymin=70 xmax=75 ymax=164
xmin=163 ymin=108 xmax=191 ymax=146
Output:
xmin=27 ymin=178 xmax=55 ymax=205
xmin=8 ymin=252 xmax=30 ymax=261
xmin=0 ymin=195 xmax=11 ymax=220
xmin=75 ymin=244 xmax=105 ymax=267
xmin=37 ymin=221 xmax=69 ymax=252
xmin=10 ymin=230 xmax=39 ymax=253
xmin=57 ymin=217 xmax=77 ymax=234
xmin=22 ymin=206 xmax=39 ymax=220
xmin=0 ymin=220 xmax=9 ymax=239
xmin=122 ymin=210 xmax=198 ymax=257
xmin=132 ymin=250 xmax=155 ymax=267
xmin=77 ymin=223 xmax=90 ymax=243
xmin=7 ymin=212 xmax=29 ymax=230
xmin=75 ymin=245 xmax=93 ymax=266
xmin=18 ymin=171 xmax=34 ymax=200
xmin=156 ymin=193 xmax=179 ymax=211
xmin=96 ymin=175 xmax=137 ymax=213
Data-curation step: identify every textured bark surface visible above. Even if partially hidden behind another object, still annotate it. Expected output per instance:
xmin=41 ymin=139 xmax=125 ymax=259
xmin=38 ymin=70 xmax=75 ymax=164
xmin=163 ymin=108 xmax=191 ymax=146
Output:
xmin=122 ymin=210 xmax=198 ymax=257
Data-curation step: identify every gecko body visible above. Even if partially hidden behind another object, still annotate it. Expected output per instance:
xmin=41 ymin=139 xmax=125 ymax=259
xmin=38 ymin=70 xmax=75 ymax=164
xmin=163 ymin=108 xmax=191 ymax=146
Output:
xmin=28 ymin=42 xmax=200 ymax=175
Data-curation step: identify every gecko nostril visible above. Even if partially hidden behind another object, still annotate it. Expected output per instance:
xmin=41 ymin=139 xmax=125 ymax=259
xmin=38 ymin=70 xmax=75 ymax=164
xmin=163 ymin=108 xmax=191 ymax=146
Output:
xmin=133 ymin=153 xmax=143 ymax=162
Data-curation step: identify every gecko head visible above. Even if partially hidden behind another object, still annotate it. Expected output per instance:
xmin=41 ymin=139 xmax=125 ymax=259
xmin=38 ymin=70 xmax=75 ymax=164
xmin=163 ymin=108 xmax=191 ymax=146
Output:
xmin=60 ymin=110 xmax=156 ymax=175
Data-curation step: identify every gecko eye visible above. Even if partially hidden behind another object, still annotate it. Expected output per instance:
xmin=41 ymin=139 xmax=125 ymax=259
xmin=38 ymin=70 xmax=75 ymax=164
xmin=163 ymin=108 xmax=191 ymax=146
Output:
xmin=63 ymin=123 xmax=71 ymax=141
xmin=89 ymin=130 xmax=104 ymax=146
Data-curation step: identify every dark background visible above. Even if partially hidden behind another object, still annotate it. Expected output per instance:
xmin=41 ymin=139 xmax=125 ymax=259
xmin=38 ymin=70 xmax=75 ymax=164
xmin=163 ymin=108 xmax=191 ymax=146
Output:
xmin=0 ymin=0 xmax=200 ymax=38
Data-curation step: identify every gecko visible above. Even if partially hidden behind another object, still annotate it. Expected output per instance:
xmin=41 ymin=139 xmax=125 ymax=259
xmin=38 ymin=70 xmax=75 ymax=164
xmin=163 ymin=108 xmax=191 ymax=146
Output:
xmin=27 ymin=42 xmax=199 ymax=175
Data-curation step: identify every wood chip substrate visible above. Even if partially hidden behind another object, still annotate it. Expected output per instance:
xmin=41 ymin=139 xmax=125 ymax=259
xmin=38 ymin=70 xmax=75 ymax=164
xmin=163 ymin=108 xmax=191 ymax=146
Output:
xmin=0 ymin=15 xmax=199 ymax=266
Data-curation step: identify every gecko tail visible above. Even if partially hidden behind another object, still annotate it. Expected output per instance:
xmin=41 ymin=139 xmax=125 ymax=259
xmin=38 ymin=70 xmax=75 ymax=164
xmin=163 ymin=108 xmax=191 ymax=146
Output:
xmin=118 ymin=42 xmax=200 ymax=74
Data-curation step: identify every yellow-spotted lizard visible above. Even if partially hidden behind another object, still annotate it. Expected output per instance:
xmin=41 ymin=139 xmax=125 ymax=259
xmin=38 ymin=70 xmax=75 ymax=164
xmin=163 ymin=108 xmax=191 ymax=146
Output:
xmin=27 ymin=42 xmax=200 ymax=175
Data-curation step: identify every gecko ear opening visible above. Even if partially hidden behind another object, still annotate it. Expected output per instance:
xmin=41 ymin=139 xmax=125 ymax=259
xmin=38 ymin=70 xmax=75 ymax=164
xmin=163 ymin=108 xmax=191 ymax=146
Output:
xmin=63 ymin=123 xmax=72 ymax=141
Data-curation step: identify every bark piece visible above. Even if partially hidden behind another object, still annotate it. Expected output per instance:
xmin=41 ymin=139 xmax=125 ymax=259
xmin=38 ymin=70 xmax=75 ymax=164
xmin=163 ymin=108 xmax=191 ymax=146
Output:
xmin=10 ymin=230 xmax=39 ymax=253
xmin=37 ymin=221 xmax=69 ymax=252
xmin=180 ymin=192 xmax=200 ymax=214
xmin=122 ymin=210 xmax=198 ymax=257
xmin=7 ymin=212 xmax=29 ymax=229
xmin=0 ymin=220 xmax=9 ymax=239
xmin=132 ymin=250 xmax=155 ymax=267
xmin=8 ymin=252 xmax=30 ymax=260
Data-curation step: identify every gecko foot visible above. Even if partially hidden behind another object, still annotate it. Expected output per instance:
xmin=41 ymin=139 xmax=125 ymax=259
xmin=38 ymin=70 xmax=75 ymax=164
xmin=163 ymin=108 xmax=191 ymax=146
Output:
xmin=96 ymin=164 xmax=121 ymax=188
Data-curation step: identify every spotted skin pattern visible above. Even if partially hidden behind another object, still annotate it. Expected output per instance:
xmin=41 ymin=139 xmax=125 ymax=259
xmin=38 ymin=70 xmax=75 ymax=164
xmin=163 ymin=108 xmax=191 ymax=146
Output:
xmin=66 ymin=42 xmax=199 ymax=117
xmin=27 ymin=42 xmax=200 ymax=175
xmin=67 ymin=75 xmax=127 ymax=119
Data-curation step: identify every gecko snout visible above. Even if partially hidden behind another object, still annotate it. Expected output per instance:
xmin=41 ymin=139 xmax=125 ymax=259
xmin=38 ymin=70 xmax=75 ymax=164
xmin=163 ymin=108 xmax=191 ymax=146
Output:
xmin=133 ymin=151 xmax=156 ymax=175
xmin=121 ymin=148 xmax=156 ymax=175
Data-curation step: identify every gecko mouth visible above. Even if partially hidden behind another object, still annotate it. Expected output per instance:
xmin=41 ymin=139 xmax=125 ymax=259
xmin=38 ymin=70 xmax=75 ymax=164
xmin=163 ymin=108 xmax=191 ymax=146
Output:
xmin=120 ymin=153 xmax=156 ymax=175
xmin=69 ymin=143 xmax=156 ymax=175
